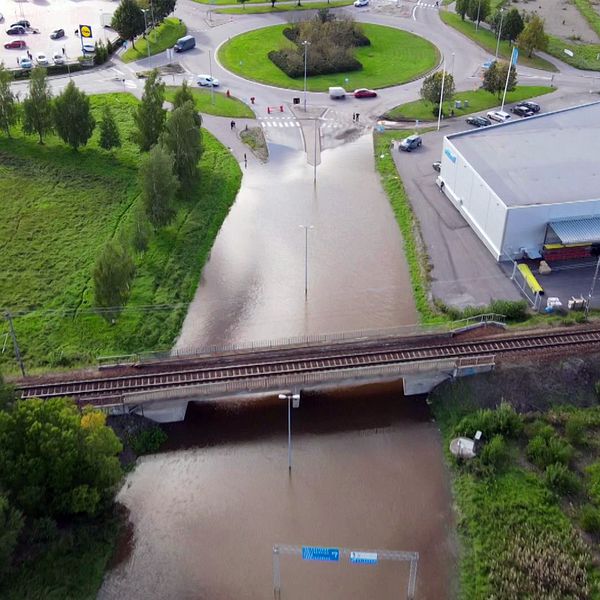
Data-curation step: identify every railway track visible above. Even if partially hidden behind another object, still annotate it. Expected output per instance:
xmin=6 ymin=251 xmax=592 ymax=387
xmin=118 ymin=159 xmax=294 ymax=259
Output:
xmin=17 ymin=327 xmax=600 ymax=404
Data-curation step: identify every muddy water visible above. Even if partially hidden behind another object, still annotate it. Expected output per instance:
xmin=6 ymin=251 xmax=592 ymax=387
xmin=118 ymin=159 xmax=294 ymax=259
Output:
xmin=175 ymin=136 xmax=417 ymax=350
xmin=99 ymin=385 xmax=455 ymax=600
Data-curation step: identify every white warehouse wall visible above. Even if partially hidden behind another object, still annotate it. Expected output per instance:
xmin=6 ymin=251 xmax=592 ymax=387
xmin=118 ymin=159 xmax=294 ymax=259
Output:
xmin=440 ymin=138 xmax=508 ymax=260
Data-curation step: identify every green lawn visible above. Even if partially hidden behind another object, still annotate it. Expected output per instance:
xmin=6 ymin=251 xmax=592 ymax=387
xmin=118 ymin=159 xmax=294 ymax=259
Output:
xmin=165 ymin=87 xmax=254 ymax=118
xmin=572 ymin=0 xmax=600 ymax=39
xmin=218 ymin=23 xmax=439 ymax=91
xmin=217 ymin=0 xmax=353 ymax=14
xmin=121 ymin=17 xmax=186 ymax=63
xmin=385 ymin=85 xmax=554 ymax=121
xmin=439 ymin=11 xmax=557 ymax=72
xmin=0 ymin=93 xmax=241 ymax=373
xmin=546 ymin=34 xmax=600 ymax=71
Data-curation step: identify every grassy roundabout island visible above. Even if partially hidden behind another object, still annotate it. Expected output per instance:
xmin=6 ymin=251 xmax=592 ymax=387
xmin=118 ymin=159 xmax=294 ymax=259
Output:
xmin=218 ymin=23 xmax=439 ymax=91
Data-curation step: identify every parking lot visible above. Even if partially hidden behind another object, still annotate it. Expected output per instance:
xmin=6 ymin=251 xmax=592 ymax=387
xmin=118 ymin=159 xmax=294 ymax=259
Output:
xmin=1 ymin=0 xmax=117 ymax=68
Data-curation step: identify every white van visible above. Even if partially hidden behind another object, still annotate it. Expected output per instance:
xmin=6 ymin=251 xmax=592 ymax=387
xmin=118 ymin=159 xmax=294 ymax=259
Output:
xmin=329 ymin=86 xmax=347 ymax=99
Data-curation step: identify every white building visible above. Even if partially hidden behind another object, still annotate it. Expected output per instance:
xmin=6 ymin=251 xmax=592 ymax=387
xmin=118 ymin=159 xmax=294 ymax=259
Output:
xmin=439 ymin=101 xmax=600 ymax=261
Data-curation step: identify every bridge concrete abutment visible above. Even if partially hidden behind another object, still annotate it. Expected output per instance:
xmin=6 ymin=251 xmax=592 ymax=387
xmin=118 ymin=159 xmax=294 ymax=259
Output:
xmin=130 ymin=400 xmax=189 ymax=423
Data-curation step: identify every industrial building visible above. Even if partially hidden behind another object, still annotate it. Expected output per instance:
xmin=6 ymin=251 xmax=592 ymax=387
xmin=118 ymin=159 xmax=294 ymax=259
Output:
xmin=438 ymin=101 xmax=600 ymax=262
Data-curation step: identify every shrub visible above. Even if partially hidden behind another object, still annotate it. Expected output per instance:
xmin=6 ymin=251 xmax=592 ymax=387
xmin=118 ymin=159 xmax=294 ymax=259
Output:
xmin=488 ymin=299 xmax=529 ymax=321
xmin=453 ymin=402 xmax=523 ymax=440
xmin=479 ymin=434 xmax=510 ymax=472
xmin=585 ymin=461 xmax=600 ymax=504
xmin=129 ymin=426 xmax=167 ymax=455
xmin=544 ymin=462 xmax=581 ymax=496
xmin=526 ymin=434 xmax=573 ymax=470
xmin=580 ymin=504 xmax=600 ymax=533
xmin=565 ymin=414 xmax=586 ymax=446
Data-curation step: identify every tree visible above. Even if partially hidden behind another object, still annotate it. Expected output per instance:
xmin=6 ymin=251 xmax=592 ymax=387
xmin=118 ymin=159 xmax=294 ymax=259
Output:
xmin=133 ymin=69 xmax=166 ymax=151
xmin=0 ymin=495 xmax=23 ymax=577
xmin=139 ymin=145 xmax=179 ymax=227
xmin=455 ymin=0 xmax=468 ymax=21
xmin=420 ymin=70 xmax=455 ymax=108
xmin=0 ymin=65 xmax=18 ymax=138
xmin=99 ymin=105 xmax=121 ymax=151
xmin=518 ymin=14 xmax=548 ymax=57
xmin=153 ymin=0 xmax=177 ymax=20
xmin=271 ymin=0 xmax=277 ymax=7
xmin=111 ymin=0 xmax=145 ymax=50
xmin=467 ymin=0 xmax=490 ymax=25
xmin=22 ymin=67 xmax=53 ymax=144
xmin=93 ymin=242 xmax=136 ymax=320
xmin=172 ymin=81 xmax=202 ymax=127
xmin=482 ymin=60 xmax=517 ymax=97
xmin=0 ymin=398 xmax=122 ymax=518
xmin=160 ymin=102 xmax=203 ymax=187
xmin=53 ymin=81 xmax=96 ymax=151
xmin=503 ymin=8 xmax=524 ymax=42
xmin=237 ymin=0 xmax=248 ymax=8
xmin=0 ymin=373 xmax=16 ymax=413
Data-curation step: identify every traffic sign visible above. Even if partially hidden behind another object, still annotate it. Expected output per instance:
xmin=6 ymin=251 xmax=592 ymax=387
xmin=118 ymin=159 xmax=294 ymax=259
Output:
xmin=350 ymin=551 xmax=378 ymax=565
xmin=302 ymin=546 xmax=340 ymax=562
xmin=79 ymin=24 xmax=93 ymax=38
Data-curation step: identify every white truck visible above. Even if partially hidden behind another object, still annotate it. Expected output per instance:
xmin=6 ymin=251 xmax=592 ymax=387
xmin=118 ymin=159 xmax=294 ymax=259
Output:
xmin=328 ymin=86 xmax=347 ymax=99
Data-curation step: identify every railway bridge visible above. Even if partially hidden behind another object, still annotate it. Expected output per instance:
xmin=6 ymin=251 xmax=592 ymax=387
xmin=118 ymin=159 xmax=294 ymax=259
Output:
xmin=15 ymin=322 xmax=600 ymax=422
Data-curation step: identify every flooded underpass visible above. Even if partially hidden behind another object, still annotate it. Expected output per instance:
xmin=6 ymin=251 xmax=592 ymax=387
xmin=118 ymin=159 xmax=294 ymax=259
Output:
xmin=99 ymin=383 xmax=455 ymax=599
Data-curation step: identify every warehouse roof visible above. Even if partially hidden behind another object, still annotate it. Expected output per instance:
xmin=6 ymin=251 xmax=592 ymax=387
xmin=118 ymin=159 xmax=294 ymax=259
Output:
xmin=447 ymin=101 xmax=600 ymax=208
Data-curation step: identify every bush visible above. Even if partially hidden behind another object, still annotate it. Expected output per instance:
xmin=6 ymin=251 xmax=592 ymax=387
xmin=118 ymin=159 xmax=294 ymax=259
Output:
xmin=544 ymin=462 xmax=581 ymax=496
xmin=453 ymin=402 xmax=523 ymax=440
xmin=526 ymin=434 xmax=574 ymax=470
xmin=0 ymin=496 xmax=23 ymax=578
xmin=580 ymin=504 xmax=600 ymax=533
xmin=27 ymin=516 xmax=58 ymax=543
xmin=479 ymin=434 xmax=510 ymax=472
xmin=585 ymin=461 xmax=600 ymax=504
xmin=129 ymin=426 xmax=167 ymax=455
xmin=488 ymin=299 xmax=529 ymax=321
xmin=565 ymin=414 xmax=586 ymax=446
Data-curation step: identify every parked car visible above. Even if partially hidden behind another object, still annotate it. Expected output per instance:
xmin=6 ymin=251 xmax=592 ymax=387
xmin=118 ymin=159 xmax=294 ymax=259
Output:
xmin=4 ymin=39 xmax=26 ymax=49
xmin=52 ymin=52 xmax=65 ymax=65
xmin=82 ymin=43 xmax=95 ymax=53
xmin=354 ymin=88 xmax=377 ymax=98
xmin=487 ymin=110 xmax=511 ymax=123
xmin=6 ymin=25 xmax=26 ymax=35
xmin=432 ymin=161 xmax=441 ymax=173
xmin=511 ymin=104 xmax=534 ymax=117
xmin=466 ymin=115 xmax=491 ymax=127
xmin=35 ymin=52 xmax=48 ymax=66
xmin=19 ymin=56 xmax=32 ymax=69
xmin=11 ymin=20 xmax=30 ymax=29
xmin=50 ymin=28 xmax=65 ymax=40
xmin=519 ymin=100 xmax=541 ymax=113
xmin=197 ymin=74 xmax=219 ymax=87
xmin=354 ymin=0 xmax=369 ymax=6
xmin=399 ymin=135 xmax=422 ymax=152
xmin=482 ymin=59 xmax=496 ymax=69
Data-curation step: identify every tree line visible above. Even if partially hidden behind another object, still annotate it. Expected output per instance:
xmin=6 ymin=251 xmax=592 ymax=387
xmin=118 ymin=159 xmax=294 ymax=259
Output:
xmin=111 ymin=0 xmax=177 ymax=50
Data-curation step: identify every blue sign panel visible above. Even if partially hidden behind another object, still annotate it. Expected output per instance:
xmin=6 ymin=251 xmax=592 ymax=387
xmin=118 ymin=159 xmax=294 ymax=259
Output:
xmin=444 ymin=148 xmax=456 ymax=163
xmin=350 ymin=551 xmax=378 ymax=565
xmin=302 ymin=546 xmax=340 ymax=562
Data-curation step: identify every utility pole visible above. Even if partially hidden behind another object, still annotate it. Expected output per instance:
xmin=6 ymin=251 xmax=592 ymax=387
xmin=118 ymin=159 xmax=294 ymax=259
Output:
xmin=586 ymin=255 xmax=600 ymax=318
xmin=4 ymin=312 xmax=26 ymax=377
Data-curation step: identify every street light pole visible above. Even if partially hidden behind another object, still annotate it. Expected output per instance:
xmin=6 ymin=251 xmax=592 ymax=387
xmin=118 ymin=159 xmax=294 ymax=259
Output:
xmin=475 ymin=0 xmax=482 ymax=31
xmin=279 ymin=393 xmax=300 ymax=472
xmin=142 ymin=10 xmax=150 ymax=59
xmin=302 ymin=40 xmax=310 ymax=112
xmin=586 ymin=255 xmax=600 ymax=318
xmin=436 ymin=58 xmax=446 ymax=132
xmin=299 ymin=225 xmax=314 ymax=299
xmin=208 ymin=49 xmax=215 ymax=105
xmin=495 ymin=8 xmax=505 ymax=60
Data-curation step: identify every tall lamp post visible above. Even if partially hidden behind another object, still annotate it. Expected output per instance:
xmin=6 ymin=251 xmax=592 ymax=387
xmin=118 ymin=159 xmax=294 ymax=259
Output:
xmin=475 ymin=0 xmax=482 ymax=31
xmin=302 ymin=40 xmax=311 ymax=112
xmin=495 ymin=8 xmax=505 ymax=59
xmin=279 ymin=393 xmax=301 ymax=472
xmin=142 ymin=9 xmax=151 ymax=59
xmin=299 ymin=225 xmax=314 ymax=299
xmin=208 ymin=49 xmax=215 ymax=105
xmin=586 ymin=255 xmax=600 ymax=318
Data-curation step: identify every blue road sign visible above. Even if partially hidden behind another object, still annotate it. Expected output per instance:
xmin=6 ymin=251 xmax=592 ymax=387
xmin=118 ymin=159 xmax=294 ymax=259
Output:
xmin=302 ymin=546 xmax=340 ymax=562
xmin=350 ymin=551 xmax=378 ymax=565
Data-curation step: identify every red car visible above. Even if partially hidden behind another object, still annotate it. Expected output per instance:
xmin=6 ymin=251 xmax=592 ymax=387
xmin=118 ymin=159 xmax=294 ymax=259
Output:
xmin=4 ymin=39 xmax=26 ymax=49
xmin=354 ymin=88 xmax=377 ymax=98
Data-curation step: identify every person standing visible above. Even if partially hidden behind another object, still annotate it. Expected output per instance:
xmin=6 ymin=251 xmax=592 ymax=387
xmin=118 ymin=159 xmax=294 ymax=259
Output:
xmin=244 ymin=153 xmax=248 ymax=169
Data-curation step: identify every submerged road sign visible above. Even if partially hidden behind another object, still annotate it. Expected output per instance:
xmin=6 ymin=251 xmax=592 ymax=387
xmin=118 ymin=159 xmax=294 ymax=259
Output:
xmin=302 ymin=546 xmax=340 ymax=562
xmin=350 ymin=551 xmax=378 ymax=565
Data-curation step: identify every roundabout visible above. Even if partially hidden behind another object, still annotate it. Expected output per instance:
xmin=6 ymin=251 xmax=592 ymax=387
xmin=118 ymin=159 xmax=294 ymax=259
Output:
xmin=218 ymin=22 xmax=439 ymax=91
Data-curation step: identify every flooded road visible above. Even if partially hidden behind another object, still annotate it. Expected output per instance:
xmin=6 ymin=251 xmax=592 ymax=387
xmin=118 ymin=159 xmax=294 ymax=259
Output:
xmin=175 ymin=134 xmax=417 ymax=350
xmin=99 ymin=385 xmax=455 ymax=600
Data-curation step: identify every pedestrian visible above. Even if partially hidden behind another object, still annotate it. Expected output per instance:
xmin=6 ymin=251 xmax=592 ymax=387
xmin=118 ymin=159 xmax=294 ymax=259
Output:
xmin=244 ymin=153 xmax=248 ymax=168
xmin=27 ymin=50 xmax=32 ymax=60
xmin=352 ymin=113 xmax=356 ymax=122
xmin=62 ymin=46 xmax=65 ymax=55
xmin=250 ymin=96 xmax=255 ymax=104
xmin=226 ymin=89 xmax=231 ymax=98
xmin=230 ymin=120 xmax=236 ymax=130
xmin=355 ymin=113 xmax=360 ymax=122
xmin=75 ymin=28 xmax=79 ymax=36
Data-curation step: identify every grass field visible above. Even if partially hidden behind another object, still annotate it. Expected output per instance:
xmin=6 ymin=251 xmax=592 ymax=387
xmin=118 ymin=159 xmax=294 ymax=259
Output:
xmin=439 ymin=11 xmax=557 ymax=72
xmin=547 ymin=34 xmax=600 ymax=71
xmin=572 ymin=0 xmax=600 ymax=39
xmin=0 ymin=93 xmax=241 ymax=373
xmin=217 ymin=0 xmax=353 ymax=14
xmin=218 ymin=23 xmax=439 ymax=91
xmin=385 ymin=85 xmax=554 ymax=121
xmin=121 ymin=17 xmax=186 ymax=63
xmin=164 ymin=87 xmax=254 ymax=118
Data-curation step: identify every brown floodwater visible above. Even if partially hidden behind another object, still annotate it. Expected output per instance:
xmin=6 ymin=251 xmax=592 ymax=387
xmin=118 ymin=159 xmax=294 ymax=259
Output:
xmin=99 ymin=384 xmax=455 ymax=600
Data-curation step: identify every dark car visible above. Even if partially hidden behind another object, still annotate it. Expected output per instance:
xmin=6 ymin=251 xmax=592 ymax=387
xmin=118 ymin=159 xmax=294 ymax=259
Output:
xmin=511 ymin=104 xmax=534 ymax=117
xmin=519 ymin=100 xmax=540 ymax=113
xmin=11 ymin=20 xmax=30 ymax=28
xmin=50 ymin=28 xmax=65 ymax=39
xmin=4 ymin=39 xmax=26 ymax=49
xmin=466 ymin=115 xmax=491 ymax=128
xmin=399 ymin=135 xmax=422 ymax=152
xmin=6 ymin=25 xmax=26 ymax=35
xmin=354 ymin=88 xmax=377 ymax=98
